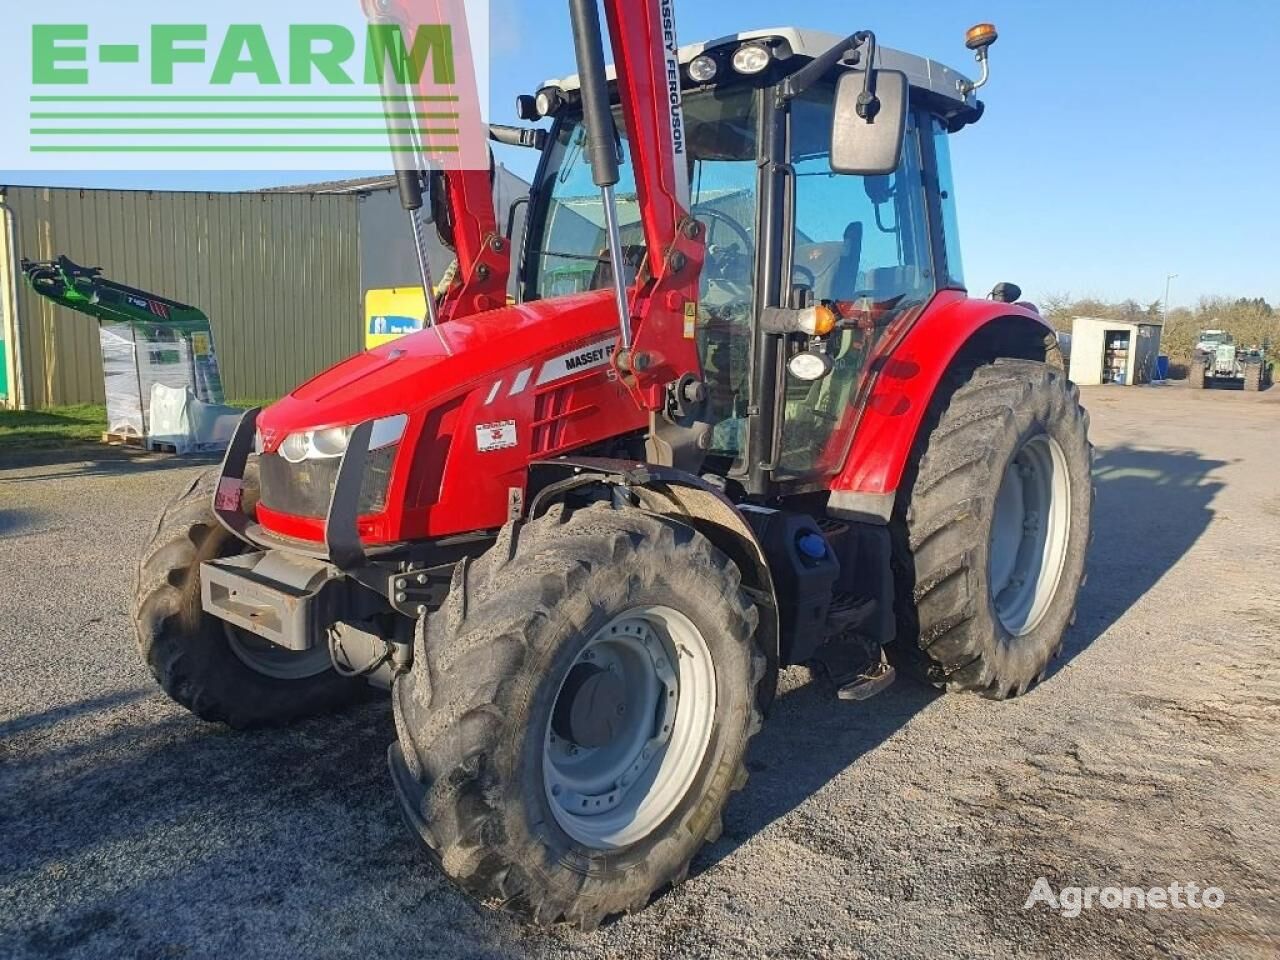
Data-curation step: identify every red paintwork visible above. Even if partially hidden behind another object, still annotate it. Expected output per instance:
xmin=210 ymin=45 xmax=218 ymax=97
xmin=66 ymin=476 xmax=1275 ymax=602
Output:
xmin=255 ymin=0 xmax=724 ymax=549
xmin=252 ymin=8 xmax=1052 ymax=552
xmin=830 ymin=291 xmax=1055 ymax=498
xmin=600 ymin=1 xmax=706 ymax=409
xmin=257 ymin=290 xmax=644 ymax=543
xmin=436 ymin=170 xmax=512 ymax=320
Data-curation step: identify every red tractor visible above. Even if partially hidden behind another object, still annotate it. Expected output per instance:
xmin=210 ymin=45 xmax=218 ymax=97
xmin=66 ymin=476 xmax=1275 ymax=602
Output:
xmin=133 ymin=2 xmax=1092 ymax=929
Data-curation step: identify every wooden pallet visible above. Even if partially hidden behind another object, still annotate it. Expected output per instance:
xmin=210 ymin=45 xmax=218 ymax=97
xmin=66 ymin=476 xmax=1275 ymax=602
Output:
xmin=101 ymin=432 xmax=215 ymax=455
xmin=102 ymin=431 xmax=147 ymax=448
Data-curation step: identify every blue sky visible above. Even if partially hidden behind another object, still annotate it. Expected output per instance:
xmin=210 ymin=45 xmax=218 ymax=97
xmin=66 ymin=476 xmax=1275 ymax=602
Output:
xmin=3 ymin=0 xmax=1277 ymax=307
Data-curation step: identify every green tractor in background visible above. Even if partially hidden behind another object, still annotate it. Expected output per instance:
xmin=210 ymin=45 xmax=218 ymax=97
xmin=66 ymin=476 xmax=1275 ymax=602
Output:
xmin=1189 ymin=330 xmax=1271 ymax=391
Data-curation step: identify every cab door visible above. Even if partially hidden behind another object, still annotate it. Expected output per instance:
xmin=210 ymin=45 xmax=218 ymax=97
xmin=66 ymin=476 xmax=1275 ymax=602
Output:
xmin=772 ymin=92 xmax=941 ymax=484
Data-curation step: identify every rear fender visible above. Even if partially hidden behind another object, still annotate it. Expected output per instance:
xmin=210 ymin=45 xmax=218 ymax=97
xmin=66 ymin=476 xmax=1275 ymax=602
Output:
xmin=829 ymin=291 xmax=1060 ymax=521
xmin=528 ymin=458 xmax=780 ymax=707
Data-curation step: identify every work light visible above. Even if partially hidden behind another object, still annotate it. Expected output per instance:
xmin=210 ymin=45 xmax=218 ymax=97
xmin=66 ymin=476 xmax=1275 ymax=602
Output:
xmin=731 ymin=42 xmax=771 ymax=75
xmin=688 ymin=54 xmax=718 ymax=83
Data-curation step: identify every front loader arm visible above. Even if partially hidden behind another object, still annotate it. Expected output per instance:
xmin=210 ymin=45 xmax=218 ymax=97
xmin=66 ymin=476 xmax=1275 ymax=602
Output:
xmin=22 ymin=256 xmax=210 ymax=329
xmin=436 ymin=168 xmax=511 ymax=319
xmin=600 ymin=0 xmax=707 ymax=415
xmin=366 ymin=0 xmax=511 ymax=321
xmin=567 ymin=0 xmax=708 ymax=469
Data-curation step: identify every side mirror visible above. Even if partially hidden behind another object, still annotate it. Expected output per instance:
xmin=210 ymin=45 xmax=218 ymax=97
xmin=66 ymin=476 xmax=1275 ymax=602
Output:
xmin=831 ymin=69 xmax=908 ymax=176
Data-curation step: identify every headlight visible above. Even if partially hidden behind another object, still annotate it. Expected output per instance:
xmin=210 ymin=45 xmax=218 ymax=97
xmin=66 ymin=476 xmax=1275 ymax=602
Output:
xmin=279 ymin=432 xmax=312 ymax=464
xmin=688 ymin=54 xmax=718 ymax=83
xmin=731 ymin=42 xmax=772 ymax=75
xmin=309 ymin=427 xmax=351 ymax=459
xmin=275 ymin=415 xmax=409 ymax=464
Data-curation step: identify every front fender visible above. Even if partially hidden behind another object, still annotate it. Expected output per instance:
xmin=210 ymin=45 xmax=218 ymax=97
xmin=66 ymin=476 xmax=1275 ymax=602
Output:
xmin=829 ymin=291 xmax=1058 ymax=521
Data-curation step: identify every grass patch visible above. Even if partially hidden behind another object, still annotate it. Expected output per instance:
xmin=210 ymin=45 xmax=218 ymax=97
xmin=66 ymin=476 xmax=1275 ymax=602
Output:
xmin=227 ymin=397 xmax=281 ymax=410
xmin=0 ymin=404 xmax=107 ymax=449
xmin=0 ymin=397 xmax=277 ymax=452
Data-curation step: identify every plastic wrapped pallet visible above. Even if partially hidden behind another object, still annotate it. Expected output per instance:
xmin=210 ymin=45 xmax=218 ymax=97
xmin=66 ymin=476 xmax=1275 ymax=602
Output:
xmin=100 ymin=323 xmax=146 ymax=437
xmin=100 ymin=320 xmax=238 ymax=448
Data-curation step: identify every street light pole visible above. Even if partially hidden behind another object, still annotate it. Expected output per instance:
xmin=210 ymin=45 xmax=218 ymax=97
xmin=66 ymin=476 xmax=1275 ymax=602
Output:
xmin=1164 ymin=273 xmax=1178 ymax=322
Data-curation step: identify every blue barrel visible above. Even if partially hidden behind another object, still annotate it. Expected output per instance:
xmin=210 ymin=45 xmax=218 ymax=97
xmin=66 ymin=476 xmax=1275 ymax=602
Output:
xmin=1155 ymin=355 xmax=1171 ymax=381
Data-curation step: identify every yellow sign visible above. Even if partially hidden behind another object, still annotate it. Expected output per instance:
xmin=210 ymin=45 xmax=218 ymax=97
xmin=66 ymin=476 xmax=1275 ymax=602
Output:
xmin=365 ymin=287 xmax=427 ymax=351
xmin=683 ymin=301 xmax=698 ymax=339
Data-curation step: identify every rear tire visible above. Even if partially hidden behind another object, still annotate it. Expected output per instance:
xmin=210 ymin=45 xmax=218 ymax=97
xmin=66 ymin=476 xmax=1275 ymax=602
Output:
xmin=1243 ymin=363 xmax=1262 ymax=392
xmin=390 ymin=502 xmax=764 ymax=929
xmin=132 ymin=467 xmax=369 ymax=729
xmin=889 ymin=359 xmax=1093 ymax=698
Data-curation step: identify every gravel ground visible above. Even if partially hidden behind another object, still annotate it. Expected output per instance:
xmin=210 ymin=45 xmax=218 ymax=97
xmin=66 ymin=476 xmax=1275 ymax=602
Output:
xmin=2 ymin=384 xmax=1278 ymax=960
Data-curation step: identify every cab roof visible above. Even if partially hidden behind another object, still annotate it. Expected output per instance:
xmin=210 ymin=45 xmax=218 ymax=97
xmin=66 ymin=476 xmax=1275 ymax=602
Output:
xmin=545 ymin=26 xmax=977 ymax=109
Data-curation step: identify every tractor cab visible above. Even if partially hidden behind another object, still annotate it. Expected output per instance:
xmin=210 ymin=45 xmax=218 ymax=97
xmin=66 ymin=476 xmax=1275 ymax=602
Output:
xmin=520 ymin=28 xmax=983 ymax=494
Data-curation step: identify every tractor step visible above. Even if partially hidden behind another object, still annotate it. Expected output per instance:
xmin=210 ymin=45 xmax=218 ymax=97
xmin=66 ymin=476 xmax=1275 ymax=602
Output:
xmin=813 ymin=594 xmax=896 ymax=701
xmin=836 ymin=658 xmax=896 ymax=701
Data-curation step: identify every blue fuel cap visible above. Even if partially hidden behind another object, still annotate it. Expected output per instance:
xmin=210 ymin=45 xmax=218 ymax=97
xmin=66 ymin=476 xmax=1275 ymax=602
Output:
xmin=797 ymin=532 xmax=828 ymax=560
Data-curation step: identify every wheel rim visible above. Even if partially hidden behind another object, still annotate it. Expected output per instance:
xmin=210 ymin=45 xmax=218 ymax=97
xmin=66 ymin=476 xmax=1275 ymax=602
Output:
xmin=226 ymin=625 xmax=333 ymax=681
xmin=989 ymin=433 xmax=1072 ymax=636
xmin=543 ymin=606 xmax=717 ymax=850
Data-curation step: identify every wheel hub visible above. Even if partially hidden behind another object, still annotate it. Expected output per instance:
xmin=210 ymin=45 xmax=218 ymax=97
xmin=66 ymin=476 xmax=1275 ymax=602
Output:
xmin=989 ymin=432 xmax=1072 ymax=636
xmin=225 ymin=624 xmax=333 ymax=680
xmin=551 ymin=663 xmax=629 ymax=749
xmin=543 ymin=607 xmax=716 ymax=850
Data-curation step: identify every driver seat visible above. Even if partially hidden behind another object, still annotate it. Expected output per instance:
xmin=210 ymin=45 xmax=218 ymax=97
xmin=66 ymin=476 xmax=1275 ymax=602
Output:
xmin=828 ymin=222 xmax=863 ymax=302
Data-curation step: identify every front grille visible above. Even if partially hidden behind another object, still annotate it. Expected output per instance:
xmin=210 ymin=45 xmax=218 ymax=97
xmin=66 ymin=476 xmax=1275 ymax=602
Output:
xmin=258 ymin=446 xmax=398 ymax=519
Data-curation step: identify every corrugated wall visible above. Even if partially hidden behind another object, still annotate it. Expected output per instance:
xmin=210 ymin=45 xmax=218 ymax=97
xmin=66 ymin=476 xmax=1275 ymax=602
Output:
xmin=3 ymin=186 xmax=362 ymax=407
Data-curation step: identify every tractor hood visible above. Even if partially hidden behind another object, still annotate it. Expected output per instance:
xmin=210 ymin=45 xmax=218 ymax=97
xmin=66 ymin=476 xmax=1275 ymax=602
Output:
xmin=256 ymin=289 xmax=621 ymax=449
xmin=251 ymin=286 xmax=645 ymax=542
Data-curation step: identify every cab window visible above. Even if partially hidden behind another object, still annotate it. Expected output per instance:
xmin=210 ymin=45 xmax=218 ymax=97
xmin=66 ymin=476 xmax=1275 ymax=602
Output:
xmin=776 ymin=91 xmax=935 ymax=480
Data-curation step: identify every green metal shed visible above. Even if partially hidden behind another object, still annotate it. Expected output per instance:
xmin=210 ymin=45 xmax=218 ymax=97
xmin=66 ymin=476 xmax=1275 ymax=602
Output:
xmin=0 ymin=185 xmax=363 ymax=409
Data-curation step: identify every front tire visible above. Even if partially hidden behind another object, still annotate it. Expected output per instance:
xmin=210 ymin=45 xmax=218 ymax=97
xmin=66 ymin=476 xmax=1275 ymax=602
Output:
xmin=890 ymin=359 xmax=1093 ymax=698
xmin=390 ymin=502 xmax=764 ymax=929
xmin=132 ymin=467 xmax=369 ymax=728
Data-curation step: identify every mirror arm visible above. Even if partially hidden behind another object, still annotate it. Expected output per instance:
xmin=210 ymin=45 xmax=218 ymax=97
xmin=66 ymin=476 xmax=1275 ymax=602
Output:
xmin=489 ymin=124 xmax=548 ymax=151
xmin=779 ymin=30 xmax=875 ymax=104
xmin=854 ymin=33 xmax=880 ymax=120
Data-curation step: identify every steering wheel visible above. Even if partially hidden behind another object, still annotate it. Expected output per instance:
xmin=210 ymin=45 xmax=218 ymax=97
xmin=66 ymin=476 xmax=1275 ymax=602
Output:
xmin=696 ymin=208 xmax=755 ymax=274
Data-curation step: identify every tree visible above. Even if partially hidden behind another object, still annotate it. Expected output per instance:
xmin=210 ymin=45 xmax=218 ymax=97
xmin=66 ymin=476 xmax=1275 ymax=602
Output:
xmin=1038 ymin=293 xmax=1277 ymax=364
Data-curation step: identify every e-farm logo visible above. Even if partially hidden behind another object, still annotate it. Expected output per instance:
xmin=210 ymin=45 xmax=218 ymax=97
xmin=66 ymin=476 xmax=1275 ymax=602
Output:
xmin=31 ymin=24 xmax=457 ymax=88
xmin=1 ymin=0 xmax=490 ymax=172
